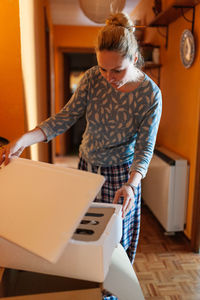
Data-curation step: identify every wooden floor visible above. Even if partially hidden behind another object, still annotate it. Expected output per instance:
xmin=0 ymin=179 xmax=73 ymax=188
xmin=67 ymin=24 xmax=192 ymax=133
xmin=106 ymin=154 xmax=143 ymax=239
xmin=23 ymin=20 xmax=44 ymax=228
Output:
xmin=134 ymin=204 xmax=200 ymax=300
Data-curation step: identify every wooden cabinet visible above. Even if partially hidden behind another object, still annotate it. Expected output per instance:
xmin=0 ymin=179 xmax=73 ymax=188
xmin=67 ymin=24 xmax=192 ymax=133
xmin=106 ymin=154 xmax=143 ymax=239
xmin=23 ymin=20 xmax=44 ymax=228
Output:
xmin=140 ymin=44 xmax=161 ymax=85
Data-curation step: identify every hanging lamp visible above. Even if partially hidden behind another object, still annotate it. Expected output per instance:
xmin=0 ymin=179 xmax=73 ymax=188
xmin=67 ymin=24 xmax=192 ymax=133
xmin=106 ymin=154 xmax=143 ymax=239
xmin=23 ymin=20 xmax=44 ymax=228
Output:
xmin=79 ymin=0 xmax=126 ymax=24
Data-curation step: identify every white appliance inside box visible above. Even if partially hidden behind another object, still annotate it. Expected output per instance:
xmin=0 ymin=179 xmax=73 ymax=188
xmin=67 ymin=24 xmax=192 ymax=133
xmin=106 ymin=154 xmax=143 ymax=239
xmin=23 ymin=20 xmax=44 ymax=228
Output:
xmin=0 ymin=158 xmax=122 ymax=282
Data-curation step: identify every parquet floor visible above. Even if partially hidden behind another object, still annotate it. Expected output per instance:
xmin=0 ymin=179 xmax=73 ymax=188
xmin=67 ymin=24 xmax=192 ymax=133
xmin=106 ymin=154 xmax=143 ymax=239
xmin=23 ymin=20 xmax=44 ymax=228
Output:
xmin=134 ymin=204 xmax=200 ymax=300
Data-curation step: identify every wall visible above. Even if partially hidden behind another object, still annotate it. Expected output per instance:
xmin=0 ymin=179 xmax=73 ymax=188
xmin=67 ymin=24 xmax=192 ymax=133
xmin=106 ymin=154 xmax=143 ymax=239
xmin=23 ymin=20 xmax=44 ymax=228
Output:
xmin=0 ymin=0 xmax=27 ymax=157
xmin=0 ymin=0 xmax=54 ymax=162
xmin=131 ymin=0 xmax=200 ymax=238
xmin=54 ymin=25 xmax=100 ymax=49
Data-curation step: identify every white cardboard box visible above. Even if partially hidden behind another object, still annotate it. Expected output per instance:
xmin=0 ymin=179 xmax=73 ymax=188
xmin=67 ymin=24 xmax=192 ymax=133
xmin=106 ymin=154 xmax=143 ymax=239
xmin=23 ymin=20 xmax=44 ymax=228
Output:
xmin=0 ymin=158 xmax=122 ymax=282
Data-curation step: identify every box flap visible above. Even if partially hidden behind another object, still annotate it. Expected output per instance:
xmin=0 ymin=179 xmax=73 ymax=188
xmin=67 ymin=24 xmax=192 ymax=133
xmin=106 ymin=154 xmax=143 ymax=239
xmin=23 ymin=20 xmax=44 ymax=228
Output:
xmin=0 ymin=158 xmax=105 ymax=263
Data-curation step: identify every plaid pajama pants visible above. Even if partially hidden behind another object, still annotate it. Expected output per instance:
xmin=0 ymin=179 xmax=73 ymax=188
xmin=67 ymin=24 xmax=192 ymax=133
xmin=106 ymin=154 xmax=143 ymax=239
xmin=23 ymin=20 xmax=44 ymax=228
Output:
xmin=78 ymin=157 xmax=141 ymax=300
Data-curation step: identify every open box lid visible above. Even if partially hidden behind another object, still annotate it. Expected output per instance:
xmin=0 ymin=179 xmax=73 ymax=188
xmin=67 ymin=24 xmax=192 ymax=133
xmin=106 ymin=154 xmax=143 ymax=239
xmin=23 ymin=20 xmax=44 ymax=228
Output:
xmin=0 ymin=158 xmax=105 ymax=263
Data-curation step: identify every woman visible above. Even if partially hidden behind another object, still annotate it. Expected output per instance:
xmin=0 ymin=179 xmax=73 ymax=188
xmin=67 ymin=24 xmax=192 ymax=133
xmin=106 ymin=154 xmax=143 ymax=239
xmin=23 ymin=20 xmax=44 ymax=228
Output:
xmin=0 ymin=12 xmax=162 ymax=299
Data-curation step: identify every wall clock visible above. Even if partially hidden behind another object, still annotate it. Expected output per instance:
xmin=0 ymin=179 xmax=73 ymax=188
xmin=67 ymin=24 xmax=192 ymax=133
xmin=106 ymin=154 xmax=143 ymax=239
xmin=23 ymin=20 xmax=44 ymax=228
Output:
xmin=180 ymin=29 xmax=195 ymax=69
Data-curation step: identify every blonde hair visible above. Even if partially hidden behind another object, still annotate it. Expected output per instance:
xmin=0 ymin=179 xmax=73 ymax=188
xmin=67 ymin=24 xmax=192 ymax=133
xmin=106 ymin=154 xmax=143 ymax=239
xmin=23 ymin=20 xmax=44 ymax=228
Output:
xmin=96 ymin=12 xmax=144 ymax=68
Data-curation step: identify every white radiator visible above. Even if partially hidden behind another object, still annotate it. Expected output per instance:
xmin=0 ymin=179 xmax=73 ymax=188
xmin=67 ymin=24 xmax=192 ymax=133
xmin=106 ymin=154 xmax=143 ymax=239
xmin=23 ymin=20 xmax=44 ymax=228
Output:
xmin=142 ymin=146 xmax=189 ymax=233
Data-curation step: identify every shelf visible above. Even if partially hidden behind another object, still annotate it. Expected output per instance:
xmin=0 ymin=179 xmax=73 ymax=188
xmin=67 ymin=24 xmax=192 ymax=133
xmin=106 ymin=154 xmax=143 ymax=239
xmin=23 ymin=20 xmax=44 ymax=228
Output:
xmin=140 ymin=44 xmax=161 ymax=64
xmin=148 ymin=0 xmax=200 ymax=27
xmin=139 ymin=43 xmax=160 ymax=48
xmin=143 ymin=62 xmax=161 ymax=86
xmin=144 ymin=62 xmax=162 ymax=69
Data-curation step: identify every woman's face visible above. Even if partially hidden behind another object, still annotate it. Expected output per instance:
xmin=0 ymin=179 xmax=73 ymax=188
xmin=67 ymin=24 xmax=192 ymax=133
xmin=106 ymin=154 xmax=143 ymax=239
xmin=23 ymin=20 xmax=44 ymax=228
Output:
xmin=96 ymin=50 xmax=136 ymax=90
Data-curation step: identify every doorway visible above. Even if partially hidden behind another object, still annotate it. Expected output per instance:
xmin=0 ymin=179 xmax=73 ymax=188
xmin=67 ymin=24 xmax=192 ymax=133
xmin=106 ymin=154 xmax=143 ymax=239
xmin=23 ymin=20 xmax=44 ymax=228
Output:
xmin=57 ymin=51 xmax=97 ymax=156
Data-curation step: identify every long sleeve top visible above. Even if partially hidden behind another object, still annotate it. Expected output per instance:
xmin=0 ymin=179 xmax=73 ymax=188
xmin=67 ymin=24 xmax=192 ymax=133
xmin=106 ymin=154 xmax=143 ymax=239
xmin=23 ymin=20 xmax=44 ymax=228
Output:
xmin=39 ymin=66 xmax=162 ymax=178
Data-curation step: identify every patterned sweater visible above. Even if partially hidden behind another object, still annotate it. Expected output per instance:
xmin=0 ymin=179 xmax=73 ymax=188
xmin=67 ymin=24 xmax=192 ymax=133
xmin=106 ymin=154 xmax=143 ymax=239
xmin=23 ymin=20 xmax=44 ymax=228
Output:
xmin=39 ymin=66 xmax=162 ymax=178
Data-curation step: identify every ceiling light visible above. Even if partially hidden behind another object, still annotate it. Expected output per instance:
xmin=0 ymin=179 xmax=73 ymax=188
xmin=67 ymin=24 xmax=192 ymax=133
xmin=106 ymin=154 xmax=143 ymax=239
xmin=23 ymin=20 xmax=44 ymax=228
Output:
xmin=79 ymin=0 xmax=126 ymax=24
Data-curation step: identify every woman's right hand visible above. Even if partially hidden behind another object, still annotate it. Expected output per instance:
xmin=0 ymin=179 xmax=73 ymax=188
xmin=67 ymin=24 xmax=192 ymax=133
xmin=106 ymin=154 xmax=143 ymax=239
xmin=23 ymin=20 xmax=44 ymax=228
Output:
xmin=0 ymin=139 xmax=25 ymax=166
xmin=0 ymin=128 xmax=47 ymax=166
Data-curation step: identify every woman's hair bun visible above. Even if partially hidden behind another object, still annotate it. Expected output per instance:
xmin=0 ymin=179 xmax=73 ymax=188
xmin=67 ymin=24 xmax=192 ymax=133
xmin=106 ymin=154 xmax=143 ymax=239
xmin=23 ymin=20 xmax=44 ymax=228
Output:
xmin=106 ymin=12 xmax=133 ymax=32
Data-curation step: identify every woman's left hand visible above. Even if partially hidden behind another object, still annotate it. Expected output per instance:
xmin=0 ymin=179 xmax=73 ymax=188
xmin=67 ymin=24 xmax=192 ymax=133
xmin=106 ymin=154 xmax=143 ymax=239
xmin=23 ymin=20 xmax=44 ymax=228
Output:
xmin=113 ymin=185 xmax=135 ymax=218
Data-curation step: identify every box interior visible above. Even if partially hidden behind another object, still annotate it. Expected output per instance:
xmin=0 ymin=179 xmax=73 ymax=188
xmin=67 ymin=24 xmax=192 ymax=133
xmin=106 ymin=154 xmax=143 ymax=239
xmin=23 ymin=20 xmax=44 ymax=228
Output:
xmin=0 ymin=269 xmax=101 ymax=298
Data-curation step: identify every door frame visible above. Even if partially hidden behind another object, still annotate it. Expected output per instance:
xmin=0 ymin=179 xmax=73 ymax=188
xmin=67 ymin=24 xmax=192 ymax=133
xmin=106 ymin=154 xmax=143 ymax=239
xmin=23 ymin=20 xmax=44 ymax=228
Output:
xmin=54 ymin=47 xmax=95 ymax=157
xmin=191 ymin=111 xmax=200 ymax=253
xmin=44 ymin=7 xmax=53 ymax=163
